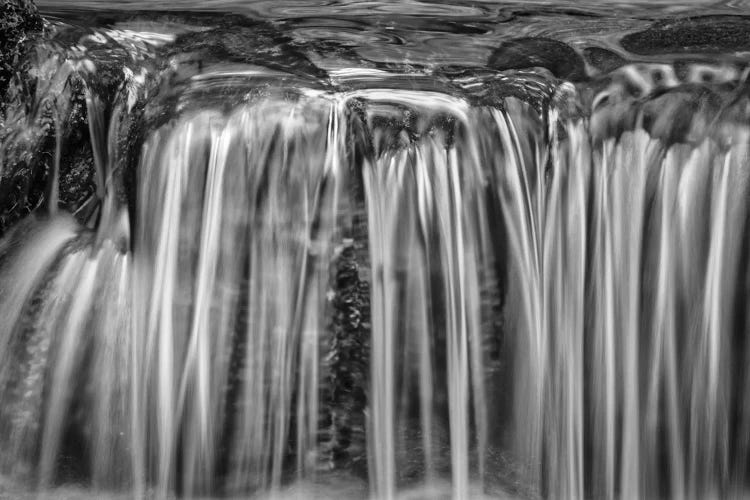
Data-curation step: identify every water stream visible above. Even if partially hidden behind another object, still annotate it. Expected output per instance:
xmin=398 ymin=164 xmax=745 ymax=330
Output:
xmin=2 ymin=1 xmax=750 ymax=498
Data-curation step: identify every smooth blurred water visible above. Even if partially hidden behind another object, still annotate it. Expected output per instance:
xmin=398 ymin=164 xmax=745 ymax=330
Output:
xmin=3 ymin=2 xmax=750 ymax=499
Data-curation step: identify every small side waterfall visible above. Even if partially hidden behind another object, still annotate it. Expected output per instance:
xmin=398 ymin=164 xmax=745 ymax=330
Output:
xmin=2 ymin=6 xmax=750 ymax=499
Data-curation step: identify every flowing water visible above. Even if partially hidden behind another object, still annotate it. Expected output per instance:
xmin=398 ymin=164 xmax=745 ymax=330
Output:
xmin=2 ymin=1 xmax=750 ymax=498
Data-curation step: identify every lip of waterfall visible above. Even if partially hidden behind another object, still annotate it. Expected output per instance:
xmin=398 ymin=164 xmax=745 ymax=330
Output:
xmin=31 ymin=3 xmax=750 ymax=76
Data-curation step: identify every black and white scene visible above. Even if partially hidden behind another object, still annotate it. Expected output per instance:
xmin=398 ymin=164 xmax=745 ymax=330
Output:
xmin=1 ymin=0 xmax=749 ymax=498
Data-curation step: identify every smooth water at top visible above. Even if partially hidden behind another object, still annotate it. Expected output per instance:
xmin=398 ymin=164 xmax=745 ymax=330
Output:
xmin=3 ymin=1 xmax=750 ymax=499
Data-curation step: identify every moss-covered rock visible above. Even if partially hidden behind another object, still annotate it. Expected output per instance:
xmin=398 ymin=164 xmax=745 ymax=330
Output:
xmin=0 ymin=0 xmax=42 ymax=108
xmin=0 ymin=0 xmax=45 ymax=235
xmin=321 ymin=242 xmax=371 ymax=475
xmin=0 ymin=6 xmax=153 ymax=237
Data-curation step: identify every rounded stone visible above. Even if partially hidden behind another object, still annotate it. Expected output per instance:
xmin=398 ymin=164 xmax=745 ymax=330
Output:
xmin=488 ymin=37 xmax=586 ymax=81
xmin=621 ymin=15 xmax=750 ymax=55
xmin=583 ymin=46 xmax=627 ymax=73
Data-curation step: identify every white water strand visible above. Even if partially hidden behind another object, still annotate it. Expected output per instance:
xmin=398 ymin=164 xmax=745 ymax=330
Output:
xmin=3 ymin=72 xmax=750 ymax=500
xmin=499 ymin=96 xmax=750 ymax=499
xmin=131 ymin=97 xmax=345 ymax=496
xmin=360 ymin=90 xmax=489 ymax=500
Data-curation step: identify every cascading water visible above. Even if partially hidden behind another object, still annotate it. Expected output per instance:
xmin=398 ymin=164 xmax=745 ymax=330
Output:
xmin=2 ymin=1 xmax=750 ymax=498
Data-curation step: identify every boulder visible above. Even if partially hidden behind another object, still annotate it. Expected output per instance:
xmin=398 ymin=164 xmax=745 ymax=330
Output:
xmin=488 ymin=37 xmax=586 ymax=81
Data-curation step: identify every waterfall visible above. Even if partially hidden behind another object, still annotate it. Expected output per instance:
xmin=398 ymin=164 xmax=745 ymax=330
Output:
xmin=2 ymin=5 xmax=750 ymax=499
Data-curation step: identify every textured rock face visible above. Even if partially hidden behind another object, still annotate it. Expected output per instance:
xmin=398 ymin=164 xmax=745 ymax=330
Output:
xmin=488 ymin=37 xmax=586 ymax=81
xmin=582 ymin=47 xmax=626 ymax=73
xmin=0 ymin=1 xmax=131 ymax=236
xmin=0 ymin=0 xmax=42 ymax=104
xmin=321 ymin=242 xmax=370 ymax=474
xmin=621 ymin=15 xmax=750 ymax=55
xmin=0 ymin=0 xmax=44 ymax=236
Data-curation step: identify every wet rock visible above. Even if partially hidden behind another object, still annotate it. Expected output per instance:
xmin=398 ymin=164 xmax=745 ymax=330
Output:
xmin=589 ymin=80 xmax=726 ymax=145
xmin=0 ymin=14 xmax=155 ymax=237
xmin=583 ymin=46 xmax=627 ymax=73
xmin=621 ymin=16 xmax=750 ymax=55
xmin=451 ymin=68 xmax=557 ymax=115
xmin=321 ymin=242 xmax=370 ymax=475
xmin=488 ymin=37 xmax=586 ymax=81
xmin=0 ymin=0 xmax=45 ymax=235
xmin=0 ymin=0 xmax=43 ymax=106
xmin=169 ymin=21 xmax=328 ymax=81
xmin=641 ymin=85 xmax=722 ymax=145
xmin=0 ymin=67 xmax=98 ymax=236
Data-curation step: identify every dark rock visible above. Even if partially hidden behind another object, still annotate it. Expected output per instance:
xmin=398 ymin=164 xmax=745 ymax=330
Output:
xmin=583 ymin=46 xmax=627 ymax=73
xmin=488 ymin=37 xmax=586 ymax=81
xmin=321 ymin=243 xmax=370 ymax=474
xmin=621 ymin=15 xmax=750 ymax=55
xmin=446 ymin=67 xmax=557 ymax=115
xmin=0 ymin=67 xmax=99 ymax=236
xmin=0 ymin=0 xmax=45 ymax=236
xmin=0 ymin=0 xmax=42 ymax=107
xmin=0 ymin=8 xmax=156 ymax=237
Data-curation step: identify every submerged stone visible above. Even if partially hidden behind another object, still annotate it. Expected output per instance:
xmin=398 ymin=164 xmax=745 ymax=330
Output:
xmin=621 ymin=15 xmax=750 ymax=55
xmin=169 ymin=22 xmax=328 ymax=81
xmin=583 ymin=46 xmax=628 ymax=73
xmin=641 ymin=85 xmax=723 ymax=145
xmin=488 ymin=37 xmax=586 ymax=81
xmin=322 ymin=243 xmax=370 ymax=475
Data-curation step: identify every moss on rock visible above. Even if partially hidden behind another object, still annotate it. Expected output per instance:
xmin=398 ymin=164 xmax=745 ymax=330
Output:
xmin=0 ymin=0 xmax=43 ymax=108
